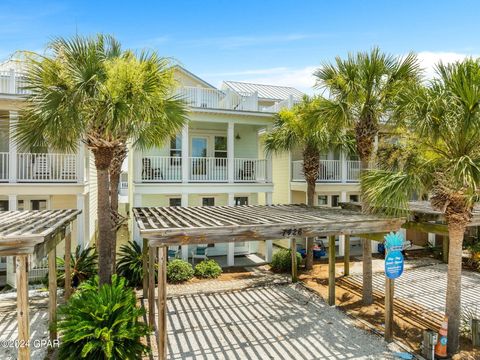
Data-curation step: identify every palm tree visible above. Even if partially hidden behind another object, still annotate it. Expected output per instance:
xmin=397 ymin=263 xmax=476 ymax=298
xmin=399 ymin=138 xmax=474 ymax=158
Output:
xmin=264 ymin=96 xmax=354 ymax=269
xmin=314 ymin=47 xmax=421 ymax=304
xmin=361 ymin=59 xmax=480 ymax=354
xmin=16 ymin=35 xmax=187 ymax=285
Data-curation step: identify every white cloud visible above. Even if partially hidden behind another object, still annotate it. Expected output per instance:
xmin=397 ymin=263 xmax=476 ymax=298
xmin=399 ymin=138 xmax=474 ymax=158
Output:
xmin=417 ymin=51 xmax=477 ymax=79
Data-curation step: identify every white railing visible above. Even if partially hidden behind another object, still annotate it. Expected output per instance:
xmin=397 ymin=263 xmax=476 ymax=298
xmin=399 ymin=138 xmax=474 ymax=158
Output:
xmin=0 ymin=70 xmax=29 ymax=95
xmin=189 ymin=157 xmax=228 ymax=182
xmin=234 ymin=158 xmax=267 ymax=182
xmin=141 ymin=156 xmax=181 ymax=182
xmin=291 ymin=159 xmax=361 ymax=183
xmin=0 ymin=152 xmax=8 ymax=181
xmin=17 ymin=153 xmax=77 ymax=182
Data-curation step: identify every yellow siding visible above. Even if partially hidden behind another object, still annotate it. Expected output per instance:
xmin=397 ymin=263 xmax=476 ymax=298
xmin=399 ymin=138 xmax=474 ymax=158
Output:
xmin=271 ymin=152 xmax=290 ymax=204
xmin=50 ymin=195 xmax=77 ymax=257
xmin=291 ymin=191 xmax=306 ymax=204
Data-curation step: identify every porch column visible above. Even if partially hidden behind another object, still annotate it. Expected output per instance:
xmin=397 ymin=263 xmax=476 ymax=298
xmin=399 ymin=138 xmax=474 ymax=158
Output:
xmin=264 ymin=192 xmax=273 ymax=262
xmin=328 ymin=235 xmax=336 ymax=306
xmin=16 ymin=255 xmax=29 ymax=360
xmin=227 ymin=193 xmax=235 ymax=266
xmin=48 ymin=240 xmax=57 ymax=342
xmin=64 ymin=225 xmax=72 ymax=301
xmin=338 ymin=192 xmax=347 ymax=256
xmin=227 ymin=122 xmax=234 ymax=183
xmin=76 ymin=194 xmax=85 ymax=249
xmin=133 ymin=194 xmax=142 ymax=244
xmin=181 ymin=194 xmax=189 ymax=261
xmin=77 ymin=141 xmax=85 ymax=183
xmin=8 ymin=194 xmax=17 ymax=211
xmin=181 ymin=125 xmax=189 ymax=183
xmin=8 ymin=111 xmax=18 ymax=183
xmin=340 ymin=151 xmax=348 ymax=183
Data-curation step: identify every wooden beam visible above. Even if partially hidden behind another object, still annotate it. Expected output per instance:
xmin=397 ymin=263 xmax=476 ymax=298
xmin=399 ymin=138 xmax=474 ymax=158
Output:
xmin=142 ymin=238 xmax=148 ymax=299
xmin=290 ymin=238 xmax=297 ymax=283
xmin=328 ymin=235 xmax=336 ymax=306
xmin=157 ymin=246 xmax=167 ymax=360
xmin=64 ymin=228 xmax=72 ymax=301
xmin=48 ymin=242 xmax=57 ymax=342
xmin=385 ymin=277 xmax=394 ymax=342
xmin=344 ymin=235 xmax=350 ymax=277
xmin=148 ymin=246 xmax=156 ymax=328
xmin=16 ymin=255 xmax=30 ymax=360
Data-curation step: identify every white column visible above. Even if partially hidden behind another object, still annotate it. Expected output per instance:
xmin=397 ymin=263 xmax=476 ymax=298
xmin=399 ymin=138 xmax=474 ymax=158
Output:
xmin=77 ymin=141 xmax=85 ymax=183
xmin=264 ymin=192 xmax=273 ymax=262
xmin=134 ymin=150 xmax=142 ymax=182
xmin=76 ymin=194 xmax=85 ymax=249
xmin=181 ymin=125 xmax=189 ymax=183
xmin=227 ymin=193 xmax=235 ymax=266
xmin=428 ymin=233 xmax=436 ymax=247
xmin=8 ymin=111 xmax=18 ymax=183
xmin=227 ymin=122 xmax=234 ymax=183
xmin=133 ymin=194 xmax=142 ymax=244
xmin=341 ymin=151 xmax=348 ymax=183
xmin=8 ymin=194 xmax=17 ymax=211
xmin=8 ymin=69 xmax=15 ymax=93
xmin=181 ymin=193 xmax=189 ymax=261
xmin=338 ymin=192 xmax=347 ymax=256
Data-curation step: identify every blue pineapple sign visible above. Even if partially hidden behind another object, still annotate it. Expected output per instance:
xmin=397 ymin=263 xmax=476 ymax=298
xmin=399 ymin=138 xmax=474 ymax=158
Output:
xmin=384 ymin=232 xmax=404 ymax=279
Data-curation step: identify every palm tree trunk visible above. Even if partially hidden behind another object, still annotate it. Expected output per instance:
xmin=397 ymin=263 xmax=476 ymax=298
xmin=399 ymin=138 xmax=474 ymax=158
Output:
xmin=445 ymin=221 xmax=465 ymax=355
xmin=305 ymin=179 xmax=316 ymax=270
xmin=93 ymin=147 xmax=114 ymax=286
xmin=303 ymin=148 xmax=320 ymax=271
xmin=360 ymin=157 xmax=373 ymax=305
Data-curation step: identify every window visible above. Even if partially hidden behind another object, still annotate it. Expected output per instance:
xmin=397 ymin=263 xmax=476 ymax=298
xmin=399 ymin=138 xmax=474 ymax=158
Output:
xmin=31 ymin=200 xmax=47 ymax=211
xmin=331 ymin=195 xmax=340 ymax=207
xmin=169 ymin=198 xmax=181 ymax=207
xmin=202 ymin=197 xmax=215 ymax=206
xmin=349 ymin=194 xmax=359 ymax=203
xmin=17 ymin=200 xmax=24 ymax=211
xmin=234 ymin=197 xmax=248 ymax=206
xmin=0 ymin=200 xmax=8 ymax=211
xmin=318 ymin=195 xmax=328 ymax=206
xmin=214 ymin=136 xmax=227 ymax=166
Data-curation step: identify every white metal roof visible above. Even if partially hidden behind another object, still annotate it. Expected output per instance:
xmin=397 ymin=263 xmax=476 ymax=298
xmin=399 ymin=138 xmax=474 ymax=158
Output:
xmin=222 ymin=81 xmax=304 ymax=101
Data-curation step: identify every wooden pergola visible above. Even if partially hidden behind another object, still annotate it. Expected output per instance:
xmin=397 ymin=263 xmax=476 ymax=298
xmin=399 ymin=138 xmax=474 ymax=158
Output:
xmin=133 ymin=204 xmax=405 ymax=360
xmin=0 ymin=209 xmax=80 ymax=360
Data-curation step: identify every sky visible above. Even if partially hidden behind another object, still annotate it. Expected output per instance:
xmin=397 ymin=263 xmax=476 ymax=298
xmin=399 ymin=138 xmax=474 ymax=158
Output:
xmin=1 ymin=0 xmax=479 ymax=93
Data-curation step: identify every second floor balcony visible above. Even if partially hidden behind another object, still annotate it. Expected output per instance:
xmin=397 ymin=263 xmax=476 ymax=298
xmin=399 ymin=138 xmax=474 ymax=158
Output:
xmin=291 ymin=159 xmax=361 ymax=183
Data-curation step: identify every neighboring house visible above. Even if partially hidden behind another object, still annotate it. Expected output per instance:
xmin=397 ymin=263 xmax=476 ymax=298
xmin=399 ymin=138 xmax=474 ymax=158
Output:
xmin=128 ymin=66 xmax=303 ymax=265
xmin=0 ymin=60 xmax=97 ymax=286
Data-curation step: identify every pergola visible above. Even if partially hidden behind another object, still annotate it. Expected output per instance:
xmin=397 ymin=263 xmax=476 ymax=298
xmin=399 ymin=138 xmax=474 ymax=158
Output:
xmin=0 ymin=209 xmax=80 ymax=360
xmin=133 ymin=204 xmax=405 ymax=360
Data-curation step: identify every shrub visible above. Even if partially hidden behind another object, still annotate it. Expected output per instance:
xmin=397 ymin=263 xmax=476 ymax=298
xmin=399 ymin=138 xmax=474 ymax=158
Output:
xmin=56 ymin=245 xmax=97 ymax=288
xmin=116 ymin=241 xmax=157 ymax=287
xmin=194 ymin=260 xmax=222 ymax=279
xmin=271 ymin=249 xmax=302 ymax=272
xmin=57 ymin=275 xmax=149 ymax=359
xmin=167 ymin=259 xmax=194 ymax=283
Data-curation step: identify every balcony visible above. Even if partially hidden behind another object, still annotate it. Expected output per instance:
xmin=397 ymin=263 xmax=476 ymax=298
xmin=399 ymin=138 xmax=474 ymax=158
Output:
xmin=140 ymin=156 xmax=269 ymax=183
xmin=291 ymin=159 xmax=361 ymax=183
xmin=0 ymin=152 xmax=80 ymax=183
xmin=174 ymin=86 xmax=296 ymax=113
xmin=0 ymin=69 xmax=28 ymax=95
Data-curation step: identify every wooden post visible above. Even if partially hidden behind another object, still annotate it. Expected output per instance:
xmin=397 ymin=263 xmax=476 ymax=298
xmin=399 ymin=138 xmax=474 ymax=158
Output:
xmin=290 ymin=238 xmax=297 ymax=283
xmin=344 ymin=235 xmax=350 ymax=276
xmin=442 ymin=236 xmax=449 ymax=263
xmin=157 ymin=246 xmax=167 ymax=360
xmin=64 ymin=227 xmax=72 ymax=301
xmin=328 ymin=235 xmax=336 ymax=306
xmin=385 ymin=277 xmax=394 ymax=342
xmin=472 ymin=318 xmax=480 ymax=347
xmin=48 ymin=244 xmax=57 ymax=342
xmin=16 ymin=255 xmax=30 ymax=360
xmin=142 ymin=238 xmax=148 ymax=298
xmin=148 ymin=246 xmax=156 ymax=328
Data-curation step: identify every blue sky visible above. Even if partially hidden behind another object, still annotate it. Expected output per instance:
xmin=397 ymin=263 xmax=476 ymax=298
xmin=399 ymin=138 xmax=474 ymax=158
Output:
xmin=1 ymin=0 xmax=479 ymax=92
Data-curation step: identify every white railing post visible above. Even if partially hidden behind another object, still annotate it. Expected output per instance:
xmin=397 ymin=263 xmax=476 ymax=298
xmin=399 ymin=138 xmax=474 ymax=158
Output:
xmin=341 ymin=152 xmax=347 ymax=183
xmin=228 ymin=122 xmax=234 ymax=183
xmin=181 ymin=125 xmax=189 ymax=183
xmin=8 ymin=69 xmax=15 ymax=94
xmin=77 ymin=141 xmax=85 ymax=183
xmin=8 ymin=111 xmax=18 ymax=183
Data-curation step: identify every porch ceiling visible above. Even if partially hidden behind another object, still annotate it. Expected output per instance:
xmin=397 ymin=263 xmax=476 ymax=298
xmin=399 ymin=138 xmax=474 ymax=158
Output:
xmin=133 ymin=204 xmax=404 ymax=246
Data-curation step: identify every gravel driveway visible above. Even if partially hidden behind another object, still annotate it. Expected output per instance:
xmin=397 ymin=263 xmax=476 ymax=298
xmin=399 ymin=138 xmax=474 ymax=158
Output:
xmin=164 ymin=284 xmax=402 ymax=359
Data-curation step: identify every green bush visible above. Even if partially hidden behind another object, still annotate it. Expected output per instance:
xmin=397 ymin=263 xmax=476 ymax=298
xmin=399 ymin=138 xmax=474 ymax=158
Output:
xmin=194 ymin=260 xmax=222 ymax=279
xmin=57 ymin=275 xmax=149 ymax=359
xmin=167 ymin=259 xmax=194 ymax=283
xmin=56 ymin=245 xmax=97 ymax=288
xmin=271 ymin=249 xmax=302 ymax=272
xmin=116 ymin=241 xmax=157 ymax=287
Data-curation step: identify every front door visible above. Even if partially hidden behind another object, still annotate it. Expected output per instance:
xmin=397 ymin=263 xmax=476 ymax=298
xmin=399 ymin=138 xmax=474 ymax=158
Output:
xmin=190 ymin=137 xmax=208 ymax=180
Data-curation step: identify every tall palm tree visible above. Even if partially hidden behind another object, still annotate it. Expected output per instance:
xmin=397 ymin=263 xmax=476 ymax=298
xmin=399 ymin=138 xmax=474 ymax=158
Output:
xmin=361 ymin=59 xmax=480 ymax=354
xmin=314 ymin=47 xmax=421 ymax=304
xmin=264 ymin=96 xmax=354 ymax=269
xmin=16 ymin=35 xmax=187 ymax=285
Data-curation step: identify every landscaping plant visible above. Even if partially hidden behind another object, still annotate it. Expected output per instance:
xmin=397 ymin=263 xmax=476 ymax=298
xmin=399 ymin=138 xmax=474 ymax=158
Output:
xmin=56 ymin=245 xmax=97 ymax=288
xmin=116 ymin=241 xmax=156 ymax=287
xmin=166 ymin=259 xmax=194 ymax=283
xmin=270 ymin=249 xmax=302 ymax=273
xmin=56 ymin=275 xmax=149 ymax=359
xmin=194 ymin=259 xmax=222 ymax=279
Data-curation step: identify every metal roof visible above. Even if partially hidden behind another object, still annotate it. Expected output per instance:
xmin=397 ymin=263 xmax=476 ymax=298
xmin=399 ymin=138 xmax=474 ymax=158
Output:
xmin=222 ymin=81 xmax=304 ymax=101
